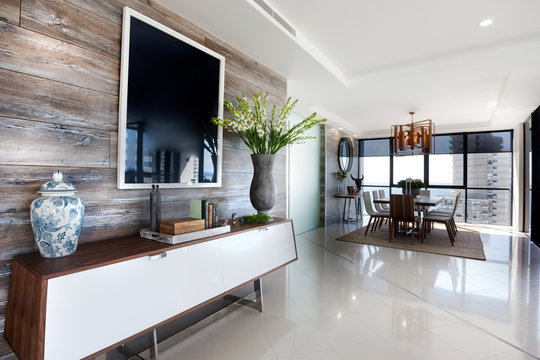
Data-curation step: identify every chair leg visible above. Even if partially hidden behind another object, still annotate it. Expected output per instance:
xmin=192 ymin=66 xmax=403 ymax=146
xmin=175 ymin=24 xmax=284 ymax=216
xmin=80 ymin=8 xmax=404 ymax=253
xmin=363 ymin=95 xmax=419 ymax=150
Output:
xmin=389 ymin=218 xmax=393 ymax=243
xmin=365 ymin=216 xmax=372 ymax=236
xmin=378 ymin=217 xmax=384 ymax=229
xmin=411 ymin=221 xmax=415 ymax=245
xmin=445 ymin=222 xmax=455 ymax=246
xmin=451 ymin=218 xmax=458 ymax=235
xmin=371 ymin=218 xmax=378 ymax=232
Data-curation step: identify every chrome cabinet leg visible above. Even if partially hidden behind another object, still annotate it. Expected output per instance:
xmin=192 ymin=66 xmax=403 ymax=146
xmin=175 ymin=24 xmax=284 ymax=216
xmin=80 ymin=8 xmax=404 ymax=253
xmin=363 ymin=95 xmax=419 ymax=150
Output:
xmin=254 ymin=277 xmax=264 ymax=312
xmin=224 ymin=278 xmax=264 ymax=312
xmin=149 ymin=329 xmax=159 ymax=360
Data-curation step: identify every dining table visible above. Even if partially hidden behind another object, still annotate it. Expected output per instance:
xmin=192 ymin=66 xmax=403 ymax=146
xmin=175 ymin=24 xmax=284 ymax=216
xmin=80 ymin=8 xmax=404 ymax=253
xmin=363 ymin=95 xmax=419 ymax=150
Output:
xmin=373 ymin=196 xmax=443 ymax=209
xmin=373 ymin=196 xmax=444 ymax=237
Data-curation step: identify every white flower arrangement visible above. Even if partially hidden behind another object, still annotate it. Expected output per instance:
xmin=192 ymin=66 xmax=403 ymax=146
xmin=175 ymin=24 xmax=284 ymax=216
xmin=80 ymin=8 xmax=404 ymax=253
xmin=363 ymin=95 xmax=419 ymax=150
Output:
xmin=212 ymin=93 xmax=326 ymax=154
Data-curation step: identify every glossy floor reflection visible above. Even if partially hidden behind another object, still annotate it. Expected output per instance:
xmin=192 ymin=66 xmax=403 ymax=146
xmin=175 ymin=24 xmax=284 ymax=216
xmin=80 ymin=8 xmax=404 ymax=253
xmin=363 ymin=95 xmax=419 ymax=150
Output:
xmin=158 ymin=221 xmax=540 ymax=360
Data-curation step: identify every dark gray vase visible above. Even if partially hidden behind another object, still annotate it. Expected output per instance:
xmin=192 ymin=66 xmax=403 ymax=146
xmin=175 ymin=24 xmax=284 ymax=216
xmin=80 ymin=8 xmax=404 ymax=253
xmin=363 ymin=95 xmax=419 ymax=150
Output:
xmin=250 ymin=154 xmax=276 ymax=214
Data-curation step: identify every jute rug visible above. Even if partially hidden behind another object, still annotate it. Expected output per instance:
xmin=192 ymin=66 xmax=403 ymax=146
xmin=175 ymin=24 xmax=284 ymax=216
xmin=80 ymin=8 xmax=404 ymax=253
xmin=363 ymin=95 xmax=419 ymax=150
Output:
xmin=337 ymin=223 xmax=486 ymax=260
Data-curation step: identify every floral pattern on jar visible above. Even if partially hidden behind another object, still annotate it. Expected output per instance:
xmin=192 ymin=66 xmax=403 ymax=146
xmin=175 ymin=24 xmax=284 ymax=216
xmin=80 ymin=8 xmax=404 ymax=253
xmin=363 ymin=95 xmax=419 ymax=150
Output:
xmin=30 ymin=170 xmax=84 ymax=258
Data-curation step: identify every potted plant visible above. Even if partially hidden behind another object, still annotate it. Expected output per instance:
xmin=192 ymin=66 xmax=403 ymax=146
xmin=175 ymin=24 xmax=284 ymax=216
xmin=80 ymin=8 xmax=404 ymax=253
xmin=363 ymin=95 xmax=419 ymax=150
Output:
xmin=212 ymin=93 xmax=326 ymax=213
xmin=397 ymin=178 xmax=426 ymax=196
xmin=336 ymin=171 xmax=347 ymax=194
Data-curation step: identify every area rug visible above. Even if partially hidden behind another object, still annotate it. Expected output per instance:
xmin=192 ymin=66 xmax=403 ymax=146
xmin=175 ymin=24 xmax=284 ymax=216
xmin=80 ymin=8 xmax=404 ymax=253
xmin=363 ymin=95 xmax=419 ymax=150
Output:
xmin=336 ymin=223 xmax=486 ymax=260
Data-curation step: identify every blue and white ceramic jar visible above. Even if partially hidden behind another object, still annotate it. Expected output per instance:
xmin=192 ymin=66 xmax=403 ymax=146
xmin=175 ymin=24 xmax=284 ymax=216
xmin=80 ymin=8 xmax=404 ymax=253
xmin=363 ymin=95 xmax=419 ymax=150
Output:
xmin=30 ymin=170 xmax=84 ymax=258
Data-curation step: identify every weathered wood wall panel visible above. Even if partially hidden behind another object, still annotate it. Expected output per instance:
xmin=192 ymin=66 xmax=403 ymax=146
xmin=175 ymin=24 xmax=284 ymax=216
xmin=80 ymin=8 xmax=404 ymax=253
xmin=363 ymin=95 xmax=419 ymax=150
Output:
xmin=204 ymin=38 xmax=287 ymax=99
xmin=0 ymin=0 xmax=20 ymax=25
xmin=20 ymin=0 xmax=122 ymax=59
xmin=0 ymin=23 xmax=119 ymax=95
xmin=0 ymin=213 xmax=34 ymax=261
xmin=0 ymin=118 xmax=110 ymax=167
xmin=0 ymin=0 xmax=287 ymax=351
xmin=0 ymin=68 xmax=118 ymax=130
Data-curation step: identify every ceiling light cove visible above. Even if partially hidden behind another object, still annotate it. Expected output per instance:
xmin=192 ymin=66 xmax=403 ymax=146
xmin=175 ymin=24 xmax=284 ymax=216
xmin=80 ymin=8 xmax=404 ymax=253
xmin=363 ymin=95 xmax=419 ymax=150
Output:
xmin=479 ymin=19 xmax=494 ymax=27
xmin=246 ymin=0 xmax=351 ymax=88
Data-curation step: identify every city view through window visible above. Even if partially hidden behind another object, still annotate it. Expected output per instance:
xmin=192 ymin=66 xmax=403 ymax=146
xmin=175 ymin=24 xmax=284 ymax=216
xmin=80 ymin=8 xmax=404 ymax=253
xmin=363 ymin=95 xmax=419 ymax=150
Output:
xmin=359 ymin=130 xmax=513 ymax=225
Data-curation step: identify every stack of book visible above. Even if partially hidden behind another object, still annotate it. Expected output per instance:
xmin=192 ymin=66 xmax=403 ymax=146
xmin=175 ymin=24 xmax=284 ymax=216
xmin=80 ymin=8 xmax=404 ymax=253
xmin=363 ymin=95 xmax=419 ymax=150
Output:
xmin=190 ymin=199 xmax=219 ymax=229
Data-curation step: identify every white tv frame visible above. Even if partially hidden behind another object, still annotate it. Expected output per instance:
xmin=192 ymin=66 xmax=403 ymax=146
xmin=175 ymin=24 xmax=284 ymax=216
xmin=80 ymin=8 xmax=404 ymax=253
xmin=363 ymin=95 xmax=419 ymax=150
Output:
xmin=117 ymin=7 xmax=225 ymax=189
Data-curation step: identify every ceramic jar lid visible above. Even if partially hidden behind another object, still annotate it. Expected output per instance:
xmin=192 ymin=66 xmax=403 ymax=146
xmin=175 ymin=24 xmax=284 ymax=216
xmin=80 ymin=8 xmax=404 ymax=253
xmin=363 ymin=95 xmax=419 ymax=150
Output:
xmin=38 ymin=170 xmax=77 ymax=196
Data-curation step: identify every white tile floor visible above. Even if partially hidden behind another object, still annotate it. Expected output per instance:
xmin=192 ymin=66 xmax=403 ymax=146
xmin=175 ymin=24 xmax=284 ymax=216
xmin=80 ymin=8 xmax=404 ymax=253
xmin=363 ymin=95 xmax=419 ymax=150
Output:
xmin=158 ymin=221 xmax=540 ymax=360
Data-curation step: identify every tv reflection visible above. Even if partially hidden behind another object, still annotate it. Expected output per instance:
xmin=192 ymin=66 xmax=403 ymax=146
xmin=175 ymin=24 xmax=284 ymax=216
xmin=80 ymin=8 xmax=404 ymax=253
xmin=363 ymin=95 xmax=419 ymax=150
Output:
xmin=124 ymin=114 xmax=218 ymax=184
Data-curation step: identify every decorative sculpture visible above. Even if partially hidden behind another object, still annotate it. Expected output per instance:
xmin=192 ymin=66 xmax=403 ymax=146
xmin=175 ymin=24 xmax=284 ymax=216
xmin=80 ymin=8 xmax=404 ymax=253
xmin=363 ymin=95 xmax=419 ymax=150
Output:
xmin=350 ymin=174 xmax=364 ymax=189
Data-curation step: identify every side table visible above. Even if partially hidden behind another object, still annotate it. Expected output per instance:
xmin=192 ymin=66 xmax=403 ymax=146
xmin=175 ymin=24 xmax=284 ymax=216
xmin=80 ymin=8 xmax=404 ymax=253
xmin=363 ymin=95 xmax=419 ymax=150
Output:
xmin=334 ymin=194 xmax=363 ymax=222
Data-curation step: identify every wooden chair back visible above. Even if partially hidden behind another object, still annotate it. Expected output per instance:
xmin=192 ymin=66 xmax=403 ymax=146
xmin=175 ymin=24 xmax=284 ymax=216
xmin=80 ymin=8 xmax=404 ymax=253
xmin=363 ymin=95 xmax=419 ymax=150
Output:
xmin=390 ymin=194 xmax=415 ymax=222
xmin=451 ymin=193 xmax=461 ymax=217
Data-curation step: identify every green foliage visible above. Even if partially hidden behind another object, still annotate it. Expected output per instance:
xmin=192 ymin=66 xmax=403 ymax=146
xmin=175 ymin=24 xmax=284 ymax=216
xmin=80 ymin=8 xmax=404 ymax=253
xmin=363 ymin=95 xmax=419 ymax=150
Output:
xmin=336 ymin=171 xmax=348 ymax=181
xmin=243 ymin=213 xmax=271 ymax=224
xmin=212 ymin=93 xmax=326 ymax=154
xmin=397 ymin=178 xmax=426 ymax=189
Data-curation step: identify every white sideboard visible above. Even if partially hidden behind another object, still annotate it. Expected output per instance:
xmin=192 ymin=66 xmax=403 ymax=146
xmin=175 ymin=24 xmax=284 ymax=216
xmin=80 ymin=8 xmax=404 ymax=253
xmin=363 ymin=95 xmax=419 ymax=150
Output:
xmin=5 ymin=218 xmax=297 ymax=360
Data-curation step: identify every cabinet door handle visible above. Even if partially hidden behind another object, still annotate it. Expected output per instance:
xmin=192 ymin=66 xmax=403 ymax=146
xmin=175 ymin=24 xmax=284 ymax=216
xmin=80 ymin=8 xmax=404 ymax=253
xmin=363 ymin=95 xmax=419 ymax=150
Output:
xmin=149 ymin=253 xmax=167 ymax=261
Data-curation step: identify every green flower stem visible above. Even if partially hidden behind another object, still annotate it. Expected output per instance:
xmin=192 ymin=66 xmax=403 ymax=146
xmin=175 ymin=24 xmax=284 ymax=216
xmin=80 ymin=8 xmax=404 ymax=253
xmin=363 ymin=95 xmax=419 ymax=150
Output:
xmin=212 ymin=93 xmax=326 ymax=154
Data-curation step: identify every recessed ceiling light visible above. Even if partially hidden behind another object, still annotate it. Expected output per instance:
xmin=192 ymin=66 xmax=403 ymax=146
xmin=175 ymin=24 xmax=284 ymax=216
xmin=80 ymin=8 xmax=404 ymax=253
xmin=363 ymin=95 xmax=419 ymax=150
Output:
xmin=479 ymin=19 xmax=493 ymax=27
xmin=338 ymin=127 xmax=343 ymax=130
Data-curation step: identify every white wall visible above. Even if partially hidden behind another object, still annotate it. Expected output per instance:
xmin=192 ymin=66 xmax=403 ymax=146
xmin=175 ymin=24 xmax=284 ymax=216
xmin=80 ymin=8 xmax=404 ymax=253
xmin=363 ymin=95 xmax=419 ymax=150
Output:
xmin=288 ymin=112 xmax=321 ymax=234
xmin=513 ymin=123 xmax=525 ymax=231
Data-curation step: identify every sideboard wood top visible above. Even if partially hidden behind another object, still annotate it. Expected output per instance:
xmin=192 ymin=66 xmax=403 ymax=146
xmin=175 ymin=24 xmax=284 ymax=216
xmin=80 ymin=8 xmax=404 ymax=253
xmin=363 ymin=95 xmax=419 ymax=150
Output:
xmin=15 ymin=218 xmax=292 ymax=280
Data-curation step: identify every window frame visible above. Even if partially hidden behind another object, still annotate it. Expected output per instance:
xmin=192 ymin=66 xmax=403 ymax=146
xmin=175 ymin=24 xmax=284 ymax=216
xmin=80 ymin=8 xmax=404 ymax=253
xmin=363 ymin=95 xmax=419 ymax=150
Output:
xmin=358 ymin=129 xmax=514 ymax=225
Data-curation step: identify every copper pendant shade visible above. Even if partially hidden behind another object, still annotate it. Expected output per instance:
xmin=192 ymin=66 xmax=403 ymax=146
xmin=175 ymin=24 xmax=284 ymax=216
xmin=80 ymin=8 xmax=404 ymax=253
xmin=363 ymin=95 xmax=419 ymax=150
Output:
xmin=392 ymin=112 xmax=434 ymax=156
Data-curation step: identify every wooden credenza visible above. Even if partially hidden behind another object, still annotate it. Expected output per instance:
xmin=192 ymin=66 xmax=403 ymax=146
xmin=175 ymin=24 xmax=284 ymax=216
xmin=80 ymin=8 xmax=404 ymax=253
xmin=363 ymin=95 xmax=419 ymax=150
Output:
xmin=4 ymin=218 xmax=297 ymax=360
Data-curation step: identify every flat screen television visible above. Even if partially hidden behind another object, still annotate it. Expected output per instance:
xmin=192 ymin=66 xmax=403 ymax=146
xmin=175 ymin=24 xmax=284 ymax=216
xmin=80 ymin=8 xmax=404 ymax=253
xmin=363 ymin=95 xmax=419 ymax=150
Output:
xmin=117 ymin=7 xmax=225 ymax=189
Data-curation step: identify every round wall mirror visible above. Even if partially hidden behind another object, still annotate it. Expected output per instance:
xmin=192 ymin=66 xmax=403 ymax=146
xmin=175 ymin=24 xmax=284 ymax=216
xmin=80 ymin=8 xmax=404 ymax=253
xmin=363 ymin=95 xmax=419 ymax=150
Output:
xmin=338 ymin=137 xmax=353 ymax=172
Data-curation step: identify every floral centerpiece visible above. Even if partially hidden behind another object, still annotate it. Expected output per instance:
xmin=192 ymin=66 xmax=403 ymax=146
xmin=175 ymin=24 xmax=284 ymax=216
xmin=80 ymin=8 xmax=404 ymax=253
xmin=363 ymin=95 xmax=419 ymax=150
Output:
xmin=212 ymin=93 xmax=326 ymax=213
xmin=397 ymin=178 xmax=426 ymax=195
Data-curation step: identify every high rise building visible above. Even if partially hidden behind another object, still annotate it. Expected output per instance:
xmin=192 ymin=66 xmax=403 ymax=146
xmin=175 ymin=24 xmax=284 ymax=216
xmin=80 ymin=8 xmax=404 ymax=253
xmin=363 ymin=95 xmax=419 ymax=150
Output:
xmin=449 ymin=134 xmax=512 ymax=225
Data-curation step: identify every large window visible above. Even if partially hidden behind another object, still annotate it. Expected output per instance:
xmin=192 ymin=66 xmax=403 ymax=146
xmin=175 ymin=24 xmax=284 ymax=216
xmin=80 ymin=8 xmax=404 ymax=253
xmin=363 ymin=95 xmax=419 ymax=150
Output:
xmin=358 ymin=130 xmax=513 ymax=225
xmin=465 ymin=132 xmax=512 ymax=225
xmin=359 ymin=138 xmax=391 ymax=187
xmin=393 ymin=156 xmax=423 ymax=183
xmin=429 ymin=154 xmax=464 ymax=186
xmin=362 ymin=157 xmax=390 ymax=185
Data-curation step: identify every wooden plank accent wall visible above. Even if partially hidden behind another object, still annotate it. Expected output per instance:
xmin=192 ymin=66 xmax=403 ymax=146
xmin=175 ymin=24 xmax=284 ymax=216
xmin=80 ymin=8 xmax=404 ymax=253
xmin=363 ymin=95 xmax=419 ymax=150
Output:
xmin=0 ymin=0 xmax=20 ymax=25
xmin=0 ymin=0 xmax=287 ymax=354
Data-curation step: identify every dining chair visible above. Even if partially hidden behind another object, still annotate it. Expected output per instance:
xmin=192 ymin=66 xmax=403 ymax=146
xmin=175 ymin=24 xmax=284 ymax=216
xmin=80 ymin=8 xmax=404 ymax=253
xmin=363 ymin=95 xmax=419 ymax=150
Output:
xmin=363 ymin=192 xmax=390 ymax=236
xmin=372 ymin=190 xmax=387 ymax=212
xmin=372 ymin=190 xmax=389 ymax=228
xmin=415 ymin=189 xmax=431 ymax=212
xmin=423 ymin=193 xmax=461 ymax=245
xmin=419 ymin=190 xmax=430 ymax=197
xmin=389 ymin=194 xmax=422 ymax=245
xmin=378 ymin=189 xmax=390 ymax=210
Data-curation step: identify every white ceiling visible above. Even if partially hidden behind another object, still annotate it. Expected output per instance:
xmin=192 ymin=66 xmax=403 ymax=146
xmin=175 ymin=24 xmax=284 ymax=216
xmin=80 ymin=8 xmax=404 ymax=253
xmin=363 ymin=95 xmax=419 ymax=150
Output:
xmin=156 ymin=0 xmax=540 ymax=137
